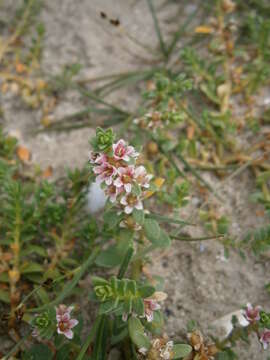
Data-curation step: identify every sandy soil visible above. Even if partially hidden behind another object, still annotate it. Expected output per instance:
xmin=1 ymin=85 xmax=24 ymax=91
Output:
xmin=1 ymin=1 xmax=270 ymax=359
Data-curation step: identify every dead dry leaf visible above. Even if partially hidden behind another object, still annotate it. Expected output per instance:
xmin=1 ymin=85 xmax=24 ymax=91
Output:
xmin=187 ymin=125 xmax=195 ymax=140
xmin=195 ymin=25 xmax=213 ymax=34
xmin=42 ymin=166 xmax=53 ymax=178
xmin=144 ymin=177 xmax=165 ymax=199
xmin=16 ymin=146 xmax=31 ymax=162
xmin=15 ymin=62 xmax=27 ymax=74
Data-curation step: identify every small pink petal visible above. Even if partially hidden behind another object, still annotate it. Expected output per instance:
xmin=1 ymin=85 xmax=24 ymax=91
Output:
xmin=135 ymin=201 xmax=143 ymax=210
xmin=125 ymin=183 xmax=132 ymax=193
xmin=120 ymin=196 xmax=128 ymax=205
xmin=62 ymin=313 xmax=70 ymax=322
xmin=64 ymin=329 xmax=74 ymax=339
xmin=125 ymin=206 xmax=133 ymax=214
xmin=145 ymin=312 xmax=154 ymax=322
xmin=69 ymin=319 xmax=79 ymax=328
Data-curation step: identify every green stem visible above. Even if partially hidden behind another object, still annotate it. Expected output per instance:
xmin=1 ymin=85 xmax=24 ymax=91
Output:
xmin=76 ymin=316 xmax=102 ymax=360
xmin=217 ymin=323 xmax=257 ymax=349
xmin=171 ymin=234 xmax=224 ymax=241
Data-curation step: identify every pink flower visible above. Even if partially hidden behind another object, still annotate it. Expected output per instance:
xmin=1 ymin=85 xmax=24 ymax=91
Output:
xmin=134 ymin=166 xmax=152 ymax=189
xmin=56 ymin=304 xmax=78 ymax=340
xmin=244 ymin=303 xmax=261 ymax=323
xmin=105 ymin=184 xmax=123 ymax=203
xmin=260 ymin=329 xmax=270 ymax=350
xmin=94 ymin=162 xmax=117 ymax=186
xmin=113 ymin=139 xmax=138 ymax=161
xmin=114 ymin=166 xmax=135 ymax=193
xmin=120 ymin=194 xmax=143 ymax=214
xmin=143 ymin=299 xmax=161 ymax=322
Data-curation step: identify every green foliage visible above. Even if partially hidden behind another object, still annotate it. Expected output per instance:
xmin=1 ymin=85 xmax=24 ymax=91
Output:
xmin=128 ymin=316 xmax=151 ymax=350
xmin=172 ymin=344 xmax=193 ymax=359
xmin=31 ymin=307 xmax=56 ymax=339
xmin=144 ymin=73 xmax=193 ymax=103
xmin=91 ymin=127 xmax=115 ymax=152
xmin=92 ymin=276 xmax=155 ymax=318
xmin=22 ymin=344 xmax=53 ymax=360
xmin=2 ymin=1 xmax=270 ymax=358
xmin=242 ymin=223 xmax=270 ymax=254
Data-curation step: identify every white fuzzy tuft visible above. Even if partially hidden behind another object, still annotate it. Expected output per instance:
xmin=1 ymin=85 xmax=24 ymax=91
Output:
xmin=211 ymin=309 xmax=249 ymax=339
xmin=87 ymin=181 xmax=107 ymax=214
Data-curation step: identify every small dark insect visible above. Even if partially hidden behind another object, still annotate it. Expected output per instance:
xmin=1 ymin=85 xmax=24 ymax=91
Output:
xmin=100 ymin=11 xmax=107 ymax=19
xmin=43 ymin=278 xmax=53 ymax=287
xmin=109 ymin=19 xmax=120 ymax=27
xmin=100 ymin=11 xmax=120 ymax=27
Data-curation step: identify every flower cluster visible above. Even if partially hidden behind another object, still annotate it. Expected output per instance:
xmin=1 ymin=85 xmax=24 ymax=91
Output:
xmin=56 ymin=304 xmax=78 ymax=339
xmin=90 ymin=137 xmax=153 ymax=214
xmin=187 ymin=330 xmax=218 ymax=360
xmin=139 ymin=337 xmax=174 ymax=360
xmin=244 ymin=303 xmax=270 ymax=350
xmin=134 ymin=108 xmax=184 ymax=131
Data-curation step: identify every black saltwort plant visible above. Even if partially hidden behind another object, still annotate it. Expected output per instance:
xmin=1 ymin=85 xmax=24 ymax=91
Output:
xmin=1 ymin=128 xmax=265 ymax=360
xmin=1 ymin=0 xmax=270 ymax=358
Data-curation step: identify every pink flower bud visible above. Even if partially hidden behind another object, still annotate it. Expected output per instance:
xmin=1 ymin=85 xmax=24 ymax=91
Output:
xmin=244 ymin=303 xmax=261 ymax=323
xmin=260 ymin=329 xmax=270 ymax=350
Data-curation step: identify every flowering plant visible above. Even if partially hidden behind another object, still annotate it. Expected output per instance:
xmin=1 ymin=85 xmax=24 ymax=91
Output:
xmin=90 ymin=128 xmax=152 ymax=215
xmin=2 ymin=128 xmax=270 ymax=360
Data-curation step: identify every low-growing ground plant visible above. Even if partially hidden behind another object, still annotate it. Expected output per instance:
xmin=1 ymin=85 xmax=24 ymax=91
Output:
xmin=0 ymin=128 xmax=269 ymax=359
xmin=1 ymin=0 xmax=270 ymax=359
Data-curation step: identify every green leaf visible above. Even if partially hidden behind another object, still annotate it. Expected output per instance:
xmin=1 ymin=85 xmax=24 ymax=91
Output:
xmin=172 ymin=344 xmax=192 ymax=359
xmin=124 ymin=297 xmax=133 ymax=314
xmin=43 ymin=267 xmax=61 ymax=281
xmin=117 ymin=278 xmax=128 ymax=296
xmin=96 ymin=238 xmax=131 ymax=268
xmin=35 ymin=287 xmax=50 ymax=305
xmin=126 ymin=280 xmax=137 ymax=296
xmin=22 ymin=344 xmax=53 ymax=360
xmin=156 ymin=229 xmax=171 ymax=248
xmin=20 ymin=262 xmax=44 ymax=274
xmin=128 ymin=317 xmax=151 ymax=350
xmin=144 ymin=219 xmax=161 ymax=243
xmin=133 ymin=208 xmax=145 ymax=225
xmin=21 ymin=245 xmax=47 ymax=257
xmin=99 ymin=300 xmax=117 ymax=314
xmin=96 ymin=245 xmax=123 ymax=267
xmin=30 ymin=248 xmax=99 ymax=312
xmin=76 ymin=317 xmax=102 ymax=360
xmin=147 ymin=213 xmax=194 ymax=226
xmin=132 ymin=297 xmax=145 ymax=317
xmin=138 ymin=285 xmax=155 ymax=298
xmin=132 ymin=182 xmax=142 ymax=196
xmin=92 ymin=315 xmax=109 ymax=360
xmin=92 ymin=276 xmax=109 ymax=287
xmin=0 ymin=289 xmax=10 ymax=303
xmin=55 ymin=344 xmax=71 ymax=360
xmin=24 ymin=273 xmax=44 ymax=284
xmin=117 ymin=247 xmax=134 ymax=279
xmin=104 ymin=210 xmax=122 ymax=229
xmin=0 ymin=272 xmax=9 ymax=283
